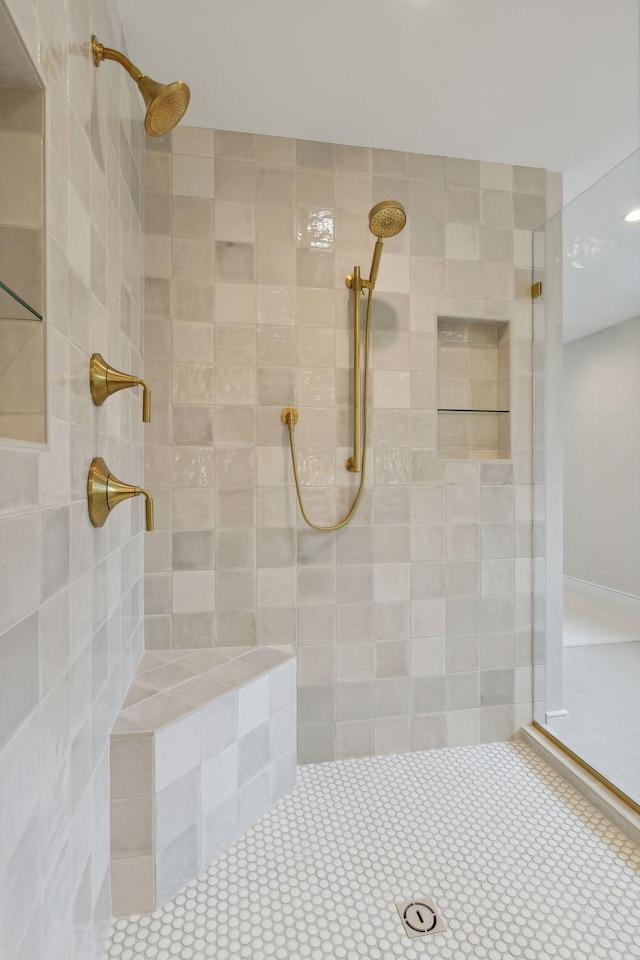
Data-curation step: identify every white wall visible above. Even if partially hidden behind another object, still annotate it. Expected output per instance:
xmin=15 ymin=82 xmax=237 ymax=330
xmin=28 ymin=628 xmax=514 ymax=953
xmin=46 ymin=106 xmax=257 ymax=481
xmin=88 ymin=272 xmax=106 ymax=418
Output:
xmin=563 ymin=315 xmax=640 ymax=597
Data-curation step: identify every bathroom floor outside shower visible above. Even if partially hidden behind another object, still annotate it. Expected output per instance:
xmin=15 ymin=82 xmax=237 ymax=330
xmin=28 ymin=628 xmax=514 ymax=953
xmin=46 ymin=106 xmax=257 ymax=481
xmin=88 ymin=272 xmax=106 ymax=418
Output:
xmin=563 ymin=587 xmax=640 ymax=648
xmin=553 ymin=587 xmax=640 ymax=801
xmin=103 ymin=740 xmax=640 ymax=960
xmin=559 ymin=642 xmax=640 ymax=802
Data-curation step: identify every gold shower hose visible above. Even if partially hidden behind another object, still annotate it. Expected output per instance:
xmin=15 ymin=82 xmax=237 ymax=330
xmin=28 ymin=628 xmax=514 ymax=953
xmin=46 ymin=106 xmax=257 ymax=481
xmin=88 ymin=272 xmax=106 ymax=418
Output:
xmin=283 ymin=288 xmax=373 ymax=531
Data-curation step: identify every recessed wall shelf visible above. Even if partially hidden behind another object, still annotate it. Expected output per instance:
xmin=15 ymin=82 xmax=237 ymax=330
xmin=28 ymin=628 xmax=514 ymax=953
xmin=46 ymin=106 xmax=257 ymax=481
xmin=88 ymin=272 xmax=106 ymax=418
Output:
xmin=0 ymin=53 xmax=45 ymax=444
xmin=0 ymin=279 xmax=43 ymax=321
xmin=437 ymin=317 xmax=511 ymax=461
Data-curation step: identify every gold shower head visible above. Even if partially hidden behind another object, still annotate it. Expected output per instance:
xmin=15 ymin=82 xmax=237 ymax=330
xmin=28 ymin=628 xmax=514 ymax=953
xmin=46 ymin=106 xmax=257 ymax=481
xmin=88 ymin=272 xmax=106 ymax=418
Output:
xmin=365 ymin=200 xmax=407 ymax=286
xmin=138 ymin=77 xmax=190 ymax=137
xmin=92 ymin=36 xmax=190 ymax=137
xmin=368 ymin=200 xmax=407 ymax=239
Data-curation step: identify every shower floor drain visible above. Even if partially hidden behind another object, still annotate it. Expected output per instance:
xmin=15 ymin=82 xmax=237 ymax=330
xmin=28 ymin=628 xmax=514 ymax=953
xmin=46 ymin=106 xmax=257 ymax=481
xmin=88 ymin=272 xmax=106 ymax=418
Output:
xmin=395 ymin=897 xmax=445 ymax=939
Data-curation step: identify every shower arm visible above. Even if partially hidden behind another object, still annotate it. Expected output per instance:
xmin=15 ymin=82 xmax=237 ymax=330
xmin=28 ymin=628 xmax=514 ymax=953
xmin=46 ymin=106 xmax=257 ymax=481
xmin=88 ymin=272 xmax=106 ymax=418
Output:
xmin=92 ymin=37 xmax=143 ymax=83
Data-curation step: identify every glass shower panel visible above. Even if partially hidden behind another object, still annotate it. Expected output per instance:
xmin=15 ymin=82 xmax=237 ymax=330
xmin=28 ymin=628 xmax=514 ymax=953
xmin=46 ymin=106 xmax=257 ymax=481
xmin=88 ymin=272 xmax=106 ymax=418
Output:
xmin=533 ymin=148 xmax=640 ymax=806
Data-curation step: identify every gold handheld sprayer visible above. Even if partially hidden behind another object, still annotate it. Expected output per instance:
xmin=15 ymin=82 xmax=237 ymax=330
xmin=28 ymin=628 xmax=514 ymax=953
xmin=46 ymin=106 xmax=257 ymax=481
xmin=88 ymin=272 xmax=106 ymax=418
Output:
xmin=281 ymin=200 xmax=407 ymax=531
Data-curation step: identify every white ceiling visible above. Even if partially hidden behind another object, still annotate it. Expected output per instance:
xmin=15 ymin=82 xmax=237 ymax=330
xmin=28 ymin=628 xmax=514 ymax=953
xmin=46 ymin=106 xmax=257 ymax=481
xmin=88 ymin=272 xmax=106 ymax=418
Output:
xmin=118 ymin=0 xmax=640 ymax=201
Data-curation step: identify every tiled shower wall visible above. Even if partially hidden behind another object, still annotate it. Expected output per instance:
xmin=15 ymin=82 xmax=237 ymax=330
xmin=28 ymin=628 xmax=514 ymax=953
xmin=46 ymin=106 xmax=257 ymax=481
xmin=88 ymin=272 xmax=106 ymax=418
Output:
xmin=0 ymin=1 xmax=144 ymax=958
xmin=144 ymin=126 xmax=554 ymax=763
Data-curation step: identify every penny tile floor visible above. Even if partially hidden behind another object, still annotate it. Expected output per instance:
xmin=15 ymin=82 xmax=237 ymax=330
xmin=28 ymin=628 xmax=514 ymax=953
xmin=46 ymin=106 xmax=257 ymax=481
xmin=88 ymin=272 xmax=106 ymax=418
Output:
xmin=103 ymin=740 xmax=640 ymax=960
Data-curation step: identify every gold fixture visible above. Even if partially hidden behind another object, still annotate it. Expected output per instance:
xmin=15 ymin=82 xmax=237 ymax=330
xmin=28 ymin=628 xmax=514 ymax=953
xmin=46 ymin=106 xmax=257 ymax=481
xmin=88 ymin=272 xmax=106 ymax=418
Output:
xmin=280 ymin=407 xmax=298 ymax=427
xmin=345 ymin=265 xmax=363 ymax=472
xmin=88 ymin=457 xmax=154 ymax=531
xmin=90 ymin=353 xmax=151 ymax=422
xmin=345 ymin=200 xmax=406 ymax=472
xmin=91 ymin=35 xmax=190 ymax=137
xmin=368 ymin=199 xmax=407 ymax=240
xmin=531 ymin=281 xmax=543 ymax=299
xmin=281 ymin=201 xmax=406 ymax=531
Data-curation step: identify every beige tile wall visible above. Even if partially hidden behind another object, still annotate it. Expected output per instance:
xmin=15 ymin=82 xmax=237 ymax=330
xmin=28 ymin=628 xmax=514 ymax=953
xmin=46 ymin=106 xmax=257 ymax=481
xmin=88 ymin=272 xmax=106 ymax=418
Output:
xmin=144 ymin=126 xmax=551 ymax=764
xmin=0 ymin=1 xmax=144 ymax=958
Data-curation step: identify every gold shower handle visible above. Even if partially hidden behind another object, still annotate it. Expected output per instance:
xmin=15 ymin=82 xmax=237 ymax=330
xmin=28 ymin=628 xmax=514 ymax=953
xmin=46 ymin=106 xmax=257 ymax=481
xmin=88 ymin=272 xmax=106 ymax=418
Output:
xmin=143 ymin=490 xmax=154 ymax=531
xmin=88 ymin=457 xmax=155 ymax=531
xmin=90 ymin=353 xmax=151 ymax=422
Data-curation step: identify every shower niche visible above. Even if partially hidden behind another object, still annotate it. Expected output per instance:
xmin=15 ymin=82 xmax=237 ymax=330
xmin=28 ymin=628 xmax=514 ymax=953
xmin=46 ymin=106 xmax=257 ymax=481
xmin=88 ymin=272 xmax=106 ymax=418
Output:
xmin=0 ymin=1 xmax=45 ymax=443
xmin=437 ymin=316 xmax=511 ymax=460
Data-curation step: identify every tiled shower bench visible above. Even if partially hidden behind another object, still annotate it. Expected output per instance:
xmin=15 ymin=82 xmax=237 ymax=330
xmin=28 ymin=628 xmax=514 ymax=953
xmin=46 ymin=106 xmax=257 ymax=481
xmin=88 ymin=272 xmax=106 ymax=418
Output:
xmin=109 ymin=645 xmax=297 ymax=916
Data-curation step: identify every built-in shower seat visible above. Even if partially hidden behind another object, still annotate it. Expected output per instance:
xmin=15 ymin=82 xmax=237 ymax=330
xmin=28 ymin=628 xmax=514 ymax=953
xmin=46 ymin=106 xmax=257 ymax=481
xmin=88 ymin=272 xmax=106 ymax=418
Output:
xmin=109 ymin=645 xmax=297 ymax=916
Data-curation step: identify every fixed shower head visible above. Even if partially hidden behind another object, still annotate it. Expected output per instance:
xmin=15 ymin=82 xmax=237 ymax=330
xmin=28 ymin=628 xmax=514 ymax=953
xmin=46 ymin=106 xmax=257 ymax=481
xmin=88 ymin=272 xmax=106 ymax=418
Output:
xmin=368 ymin=200 xmax=407 ymax=239
xmin=138 ymin=77 xmax=190 ymax=137
xmin=92 ymin=36 xmax=190 ymax=137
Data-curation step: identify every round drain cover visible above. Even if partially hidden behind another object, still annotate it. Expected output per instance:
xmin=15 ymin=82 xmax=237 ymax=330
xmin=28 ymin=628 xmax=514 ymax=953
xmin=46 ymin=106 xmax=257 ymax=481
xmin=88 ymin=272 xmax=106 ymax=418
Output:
xmin=396 ymin=895 xmax=445 ymax=939
xmin=403 ymin=901 xmax=437 ymax=934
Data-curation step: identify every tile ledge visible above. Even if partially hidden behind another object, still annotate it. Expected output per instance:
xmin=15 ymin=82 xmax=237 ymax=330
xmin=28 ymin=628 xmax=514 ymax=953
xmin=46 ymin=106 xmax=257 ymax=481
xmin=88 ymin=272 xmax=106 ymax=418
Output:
xmin=114 ymin=645 xmax=296 ymax=734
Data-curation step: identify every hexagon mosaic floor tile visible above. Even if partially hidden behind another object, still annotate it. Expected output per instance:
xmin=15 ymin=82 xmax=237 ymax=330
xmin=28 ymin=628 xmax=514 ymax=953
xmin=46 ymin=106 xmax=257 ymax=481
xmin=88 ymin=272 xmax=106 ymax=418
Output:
xmin=103 ymin=741 xmax=640 ymax=960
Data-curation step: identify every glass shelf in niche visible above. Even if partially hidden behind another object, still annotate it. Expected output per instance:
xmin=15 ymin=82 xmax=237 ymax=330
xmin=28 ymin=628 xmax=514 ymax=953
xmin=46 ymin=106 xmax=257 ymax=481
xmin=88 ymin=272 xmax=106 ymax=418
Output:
xmin=0 ymin=279 xmax=43 ymax=321
xmin=438 ymin=408 xmax=510 ymax=414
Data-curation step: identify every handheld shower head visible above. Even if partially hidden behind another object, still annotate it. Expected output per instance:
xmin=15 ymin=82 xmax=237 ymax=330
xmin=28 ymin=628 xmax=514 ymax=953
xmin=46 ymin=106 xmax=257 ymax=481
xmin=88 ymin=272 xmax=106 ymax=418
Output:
xmin=367 ymin=200 xmax=406 ymax=286
xmin=368 ymin=200 xmax=407 ymax=239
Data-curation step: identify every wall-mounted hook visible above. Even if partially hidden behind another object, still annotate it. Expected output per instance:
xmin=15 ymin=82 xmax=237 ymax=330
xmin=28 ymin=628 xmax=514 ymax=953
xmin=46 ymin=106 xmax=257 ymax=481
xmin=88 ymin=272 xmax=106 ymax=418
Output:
xmin=90 ymin=353 xmax=151 ymax=422
xmin=88 ymin=457 xmax=154 ymax=531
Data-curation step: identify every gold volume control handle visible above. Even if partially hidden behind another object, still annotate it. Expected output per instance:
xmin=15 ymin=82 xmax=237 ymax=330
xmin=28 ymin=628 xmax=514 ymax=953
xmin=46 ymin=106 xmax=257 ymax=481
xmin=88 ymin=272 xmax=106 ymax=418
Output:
xmin=90 ymin=353 xmax=151 ymax=422
xmin=143 ymin=491 xmax=154 ymax=531
xmin=88 ymin=458 xmax=154 ymax=531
